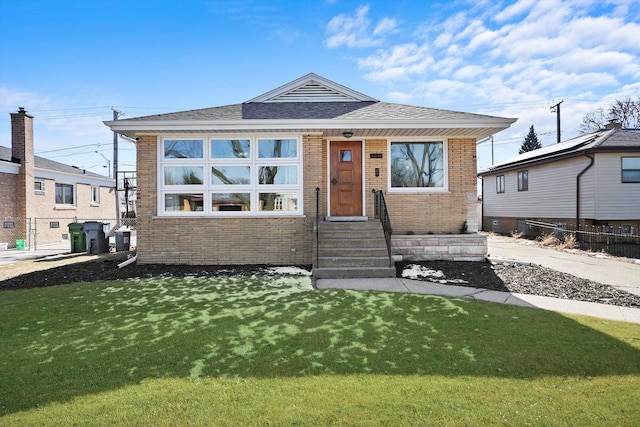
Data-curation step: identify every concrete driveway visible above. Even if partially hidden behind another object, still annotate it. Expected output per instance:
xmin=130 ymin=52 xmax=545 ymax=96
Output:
xmin=487 ymin=234 xmax=640 ymax=296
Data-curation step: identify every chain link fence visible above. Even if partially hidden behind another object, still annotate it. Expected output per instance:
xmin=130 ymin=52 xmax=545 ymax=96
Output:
xmin=0 ymin=217 xmax=31 ymax=250
xmin=1 ymin=216 xmax=136 ymax=251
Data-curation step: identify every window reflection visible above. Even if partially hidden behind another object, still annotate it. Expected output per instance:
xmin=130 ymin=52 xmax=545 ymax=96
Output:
xmin=212 ymin=140 xmax=251 ymax=159
xmin=164 ymin=140 xmax=203 ymax=159
xmin=258 ymin=166 xmax=297 ymax=185
xmin=164 ymin=194 xmax=204 ymax=211
xmin=258 ymin=139 xmax=297 ymax=158
xmin=212 ymin=193 xmax=250 ymax=211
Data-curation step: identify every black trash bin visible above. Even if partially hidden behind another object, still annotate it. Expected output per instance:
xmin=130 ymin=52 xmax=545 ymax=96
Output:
xmin=115 ymin=230 xmax=131 ymax=252
xmin=83 ymin=221 xmax=109 ymax=254
xmin=68 ymin=222 xmax=86 ymax=253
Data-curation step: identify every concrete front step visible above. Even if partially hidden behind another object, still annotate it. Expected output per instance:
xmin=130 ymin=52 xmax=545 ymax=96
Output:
xmin=319 ymin=221 xmax=383 ymax=231
xmin=317 ymin=256 xmax=391 ymax=268
xmin=318 ymin=247 xmax=389 ymax=257
xmin=318 ymin=238 xmax=388 ymax=248
xmin=315 ymin=220 xmax=393 ymax=279
xmin=313 ymin=266 xmax=397 ymax=279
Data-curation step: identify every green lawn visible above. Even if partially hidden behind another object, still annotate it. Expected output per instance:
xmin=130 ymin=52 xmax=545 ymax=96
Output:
xmin=1 ymin=275 xmax=639 ymax=425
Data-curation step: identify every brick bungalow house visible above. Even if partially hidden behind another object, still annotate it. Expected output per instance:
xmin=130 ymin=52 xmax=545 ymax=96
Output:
xmin=1 ymin=108 xmax=116 ymax=249
xmin=105 ymin=74 xmax=516 ymax=277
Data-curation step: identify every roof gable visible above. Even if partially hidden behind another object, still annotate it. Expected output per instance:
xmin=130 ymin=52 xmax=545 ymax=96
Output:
xmin=246 ymin=73 xmax=378 ymax=103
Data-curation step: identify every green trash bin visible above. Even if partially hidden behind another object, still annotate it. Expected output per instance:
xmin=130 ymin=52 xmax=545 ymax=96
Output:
xmin=15 ymin=239 xmax=26 ymax=250
xmin=68 ymin=222 xmax=86 ymax=253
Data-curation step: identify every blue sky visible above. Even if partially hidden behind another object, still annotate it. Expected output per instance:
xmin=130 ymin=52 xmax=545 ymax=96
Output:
xmin=1 ymin=0 xmax=639 ymax=175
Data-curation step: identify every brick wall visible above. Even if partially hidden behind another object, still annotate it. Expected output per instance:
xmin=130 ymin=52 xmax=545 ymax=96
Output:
xmin=135 ymin=134 xmax=323 ymax=265
xmin=0 ymin=172 xmax=18 ymax=217
xmin=384 ymin=138 xmax=476 ymax=234
xmin=10 ymin=109 xmax=35 ymax=241
xmin=29 ymin=178 xmax=117 ymax=243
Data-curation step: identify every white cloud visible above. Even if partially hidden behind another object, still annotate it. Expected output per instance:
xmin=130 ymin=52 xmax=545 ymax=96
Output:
xmin=325 ymin=5 xmax=396 ymax=48
xmin=358 ymin=43 xmax=434 ymax=81
xmin=325 ymin=1 xmax=639 ymax=165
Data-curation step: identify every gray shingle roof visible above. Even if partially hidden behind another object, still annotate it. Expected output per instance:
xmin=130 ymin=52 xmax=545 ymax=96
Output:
xmin=0 ymin=146 xmax=109 ymax=179
xmin=117 ymin=101 xmax=507 ymax=122
xmin=479 ymin=128 xmax=640 ymax=175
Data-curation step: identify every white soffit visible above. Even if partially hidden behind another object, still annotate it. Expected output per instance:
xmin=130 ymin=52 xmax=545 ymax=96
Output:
xmin=247 ymin=73 xmax=378 ymax=103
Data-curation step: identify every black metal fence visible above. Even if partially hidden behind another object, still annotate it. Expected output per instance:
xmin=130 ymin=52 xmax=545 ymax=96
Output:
xmin=526 ymin=220 xmax=640 ymax=259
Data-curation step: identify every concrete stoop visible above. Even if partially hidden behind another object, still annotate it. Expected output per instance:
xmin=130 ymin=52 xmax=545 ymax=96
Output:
xmin=313 ymin=220 xmax=395 ymax=279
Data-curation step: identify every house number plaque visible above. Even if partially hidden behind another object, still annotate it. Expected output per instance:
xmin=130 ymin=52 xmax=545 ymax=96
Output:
xmin=370 ymin=153 xmax=383 ymax=158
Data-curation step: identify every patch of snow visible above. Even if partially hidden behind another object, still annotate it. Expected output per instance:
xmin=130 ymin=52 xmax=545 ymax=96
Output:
xmin=562 ymin=249 xmax=579 ymax=253
xmin=402 ymin=264 xmax=445 ymax=280
xmin=593 ymin=253 xmax=608 ymax=259
xmin=635 ymin=259 xmax=640 ymax=265
xmin=264 ymin=266 xmax=312 ymax=276
xmin=402 ymin=264 xmax=469 ymax=284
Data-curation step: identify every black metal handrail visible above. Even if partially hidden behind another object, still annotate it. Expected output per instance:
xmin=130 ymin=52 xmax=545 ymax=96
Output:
xmin=372 ymin=189 xmax=393 ymax=267
xmin=314 ymin=187 xmax=320 ymax=269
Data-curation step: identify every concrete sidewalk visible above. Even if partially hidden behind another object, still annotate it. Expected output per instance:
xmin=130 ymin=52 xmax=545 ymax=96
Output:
xmin=315 ymin=277 xmax=640 ymax=324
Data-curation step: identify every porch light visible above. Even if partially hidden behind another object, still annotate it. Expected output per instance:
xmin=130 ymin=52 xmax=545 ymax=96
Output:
xmin=342 ymin=131 xmax=354 ymax=138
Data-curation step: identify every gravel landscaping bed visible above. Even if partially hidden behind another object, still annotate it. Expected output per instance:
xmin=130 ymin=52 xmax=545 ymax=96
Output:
xmin=1 ymin=252 xmax=639 ymax=308
xmin=397 ymin=260 xmax=640 ymax=308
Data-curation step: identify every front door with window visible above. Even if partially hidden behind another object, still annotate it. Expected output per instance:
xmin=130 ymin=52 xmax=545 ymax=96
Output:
xmin=330 ymin=141 xmax=363 ymax=216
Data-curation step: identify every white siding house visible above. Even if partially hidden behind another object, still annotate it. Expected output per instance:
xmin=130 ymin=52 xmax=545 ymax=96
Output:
xmin=479 ymin=127 xmax=640 ymax=235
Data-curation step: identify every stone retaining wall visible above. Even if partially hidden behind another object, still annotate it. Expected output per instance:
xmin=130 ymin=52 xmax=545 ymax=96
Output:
xmin=391 ymin=233 xmax=487 ymax=262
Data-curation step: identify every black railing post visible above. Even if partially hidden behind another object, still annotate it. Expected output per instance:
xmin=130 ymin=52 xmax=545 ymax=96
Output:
xmin=372 ymin=189 xmax=393 ymax=267
xmin=314 ymin=187 xmax=320 ymax=269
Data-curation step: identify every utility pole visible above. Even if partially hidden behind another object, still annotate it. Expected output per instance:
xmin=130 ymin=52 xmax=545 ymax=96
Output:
xmin=550 ymin=100 xmax=563 ymax=143
xmin=491 ymin=136 xmax=494 ymax=165
xmin=111 ymin=107 xmax=122 ymax=227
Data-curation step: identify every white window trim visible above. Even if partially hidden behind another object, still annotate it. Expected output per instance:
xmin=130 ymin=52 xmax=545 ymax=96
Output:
xmin=157 ymin=135 xmax=304 ymax=217
xmin=54 ymin=182 xmax=76 ymax=208
xmin=387 ymin=138 xmax=449 ymax=193
xmin=34 ymin=177 xmax=45 ymax=194
xmin=91 ymin=185 xmax=100 ymax=205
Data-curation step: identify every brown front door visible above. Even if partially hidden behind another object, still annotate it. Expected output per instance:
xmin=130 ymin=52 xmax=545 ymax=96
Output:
xmin=330 ymin=141 xmax=363 ymax=216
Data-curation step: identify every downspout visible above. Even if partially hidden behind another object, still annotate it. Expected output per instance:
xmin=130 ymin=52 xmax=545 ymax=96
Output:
xmin=576 ymin=153 xmax=595 ymax=228
xmin=479 ymin=176 xmax=484 ymax=231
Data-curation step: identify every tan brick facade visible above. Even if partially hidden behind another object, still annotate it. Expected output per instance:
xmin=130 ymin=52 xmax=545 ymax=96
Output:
xmin=1 ymin=109 xmax=116 ymax=248
xmin=135 ymin=135 xmax=477 ymax=265
xmin=379 ymin=138 xmax=476 ymax=234
xmin=135 ymin=134 xmax=324 ymax=265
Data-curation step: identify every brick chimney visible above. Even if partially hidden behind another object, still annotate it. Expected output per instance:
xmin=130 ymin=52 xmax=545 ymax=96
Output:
xmin=604 ymin=119 xmax=623 ymax=130
xmin=10 ymin=107 xmax=35 ymax=221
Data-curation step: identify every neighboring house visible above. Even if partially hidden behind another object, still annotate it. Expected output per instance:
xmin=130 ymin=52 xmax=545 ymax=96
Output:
xmin=479 ymin=126 xmax=640 ymax=236
xmin=0 ymin=108 xmax=116 ymax=248
xmin=105 ymin=73 xmax=515 ymax=274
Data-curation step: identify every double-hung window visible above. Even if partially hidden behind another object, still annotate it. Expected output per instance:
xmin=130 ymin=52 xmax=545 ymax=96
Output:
xmin=159 ymin=137 xmax=302 ymax=215
xmin=91 ymin=186 xmax=100 ymax=204
xmin=55 ymin=183 xmax=75 ymax=206
xmin=389 ymin=140 xmax=447 ymax=192
xmin=496 ymin=175 xmax=505 ymax=193
xmin=622 ymin=157 xmax=640 ymax=183
xmin=517 ymin=170 xmax=528 ymax=191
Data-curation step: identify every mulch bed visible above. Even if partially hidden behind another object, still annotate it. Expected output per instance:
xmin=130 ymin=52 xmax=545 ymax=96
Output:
xmin=2 ymin=252 xmax=639 ymax=307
